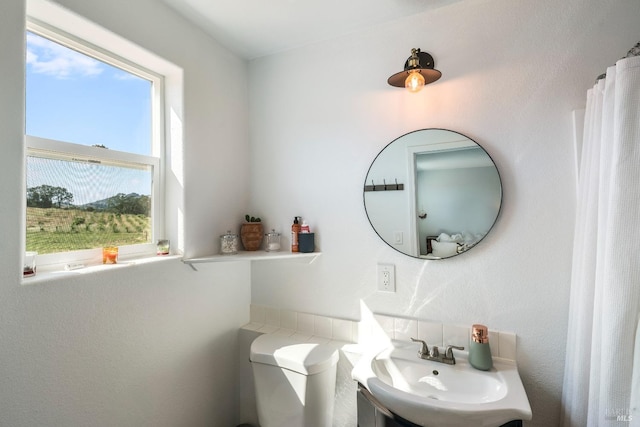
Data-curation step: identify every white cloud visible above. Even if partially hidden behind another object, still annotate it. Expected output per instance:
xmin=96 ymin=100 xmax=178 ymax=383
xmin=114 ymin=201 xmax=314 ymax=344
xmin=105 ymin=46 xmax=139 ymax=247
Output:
xmin=26 ymin=32 xmax=104 ymax=79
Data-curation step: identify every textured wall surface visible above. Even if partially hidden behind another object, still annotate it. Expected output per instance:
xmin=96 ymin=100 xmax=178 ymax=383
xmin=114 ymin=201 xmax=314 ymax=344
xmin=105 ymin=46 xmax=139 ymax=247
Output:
xmin=2 ymin=0 xmax=640 ymax=426
xmin=247 ymin=1 xmax=640 ymax=426
xmin=0 ymin=0 xmax=251 ymax=426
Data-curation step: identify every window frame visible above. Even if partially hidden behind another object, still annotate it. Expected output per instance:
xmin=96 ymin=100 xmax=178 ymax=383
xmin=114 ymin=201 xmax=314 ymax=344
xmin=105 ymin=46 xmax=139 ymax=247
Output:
xmin=25 ymin=19 xmax=166 ymax=272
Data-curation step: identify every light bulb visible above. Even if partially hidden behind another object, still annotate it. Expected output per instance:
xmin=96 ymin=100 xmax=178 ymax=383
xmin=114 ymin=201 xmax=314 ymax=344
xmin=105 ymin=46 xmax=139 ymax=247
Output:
xmin=405 ymin=70 xmax=425 ymax=93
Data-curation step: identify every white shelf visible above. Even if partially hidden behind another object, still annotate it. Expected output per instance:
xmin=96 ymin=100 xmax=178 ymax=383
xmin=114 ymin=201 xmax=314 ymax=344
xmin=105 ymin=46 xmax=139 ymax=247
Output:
xmin=182 ymin=251 xmax=320 ymax=270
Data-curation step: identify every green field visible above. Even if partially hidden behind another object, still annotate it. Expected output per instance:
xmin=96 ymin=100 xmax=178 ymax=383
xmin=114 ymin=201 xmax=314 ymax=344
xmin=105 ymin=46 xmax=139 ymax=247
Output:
xmin=26 ymin=207 xmax=151 ymax=254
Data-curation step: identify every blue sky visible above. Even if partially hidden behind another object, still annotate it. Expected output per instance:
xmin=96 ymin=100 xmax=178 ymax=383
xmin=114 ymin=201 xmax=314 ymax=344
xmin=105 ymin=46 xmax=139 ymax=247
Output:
xmin=26 ymin=31 xmax=152 ymax=205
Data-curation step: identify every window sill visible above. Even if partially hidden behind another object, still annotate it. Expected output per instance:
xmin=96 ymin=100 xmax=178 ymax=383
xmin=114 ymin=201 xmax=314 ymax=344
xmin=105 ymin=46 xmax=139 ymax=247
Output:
xmin=21 ymin=254 xmax=182 ymax=285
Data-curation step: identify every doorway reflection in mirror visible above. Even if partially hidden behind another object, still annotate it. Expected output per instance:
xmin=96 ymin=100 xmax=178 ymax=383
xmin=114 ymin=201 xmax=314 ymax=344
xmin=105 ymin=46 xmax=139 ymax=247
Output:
xmin=364 ymin=129 xmax=502 ymax=259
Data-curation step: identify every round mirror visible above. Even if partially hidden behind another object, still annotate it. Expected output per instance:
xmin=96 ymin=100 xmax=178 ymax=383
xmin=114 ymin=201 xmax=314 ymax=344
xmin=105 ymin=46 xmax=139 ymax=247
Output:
xmin=364 ymin=129 xmax=502 ymax=259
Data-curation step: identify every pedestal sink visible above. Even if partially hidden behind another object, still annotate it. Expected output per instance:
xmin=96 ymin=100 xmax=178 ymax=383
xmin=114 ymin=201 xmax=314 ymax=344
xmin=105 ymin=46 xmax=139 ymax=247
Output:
xmin=352 ymin=342 xmax=532 ymax=427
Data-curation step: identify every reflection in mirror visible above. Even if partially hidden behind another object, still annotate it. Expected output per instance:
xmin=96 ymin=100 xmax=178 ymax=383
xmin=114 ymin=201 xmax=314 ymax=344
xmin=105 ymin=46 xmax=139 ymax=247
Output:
xmin=364 ymin=129 xmax=502 ymax=259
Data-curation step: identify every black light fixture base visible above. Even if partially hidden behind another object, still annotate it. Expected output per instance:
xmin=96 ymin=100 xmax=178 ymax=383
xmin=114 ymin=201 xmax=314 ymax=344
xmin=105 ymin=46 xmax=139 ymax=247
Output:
xmin=388 ymin=49 xmax=442 ymax=87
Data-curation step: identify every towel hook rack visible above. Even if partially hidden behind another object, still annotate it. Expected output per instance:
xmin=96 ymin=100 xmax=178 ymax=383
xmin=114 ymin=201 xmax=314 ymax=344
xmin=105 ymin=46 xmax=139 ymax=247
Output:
xmin=364 ymin=178 xmax=404 ymax=192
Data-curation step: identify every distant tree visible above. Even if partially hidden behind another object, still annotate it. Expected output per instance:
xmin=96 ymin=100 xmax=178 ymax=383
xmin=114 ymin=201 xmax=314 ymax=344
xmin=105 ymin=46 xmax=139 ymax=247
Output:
xmin=27 ymin=185 xmax=50 ymax=208
xmin=27 ymin=185 xmax=74 ymax=208
xmin=51 ymin=187 xmax=74 ymax=208
xmin=131 ymin=195 xmax=150 ymax=215
xmin=107 ymin=193 xmax=150 ymax=216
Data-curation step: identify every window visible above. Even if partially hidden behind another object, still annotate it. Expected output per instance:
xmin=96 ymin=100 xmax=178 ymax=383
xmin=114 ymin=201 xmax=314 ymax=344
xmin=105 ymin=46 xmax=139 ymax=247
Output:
xmin=25 ymin=20 xmax=164 ymax=270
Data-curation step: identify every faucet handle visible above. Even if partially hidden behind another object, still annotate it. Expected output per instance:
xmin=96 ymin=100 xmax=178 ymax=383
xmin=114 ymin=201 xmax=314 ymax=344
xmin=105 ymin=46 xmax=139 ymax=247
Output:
xmin=445 ymin=345 xmax=465 ymax=360
xmin=410 ymin=338 xmax=429 ymax=357
xmin=431 ymin=345 xmax=440 ymax=358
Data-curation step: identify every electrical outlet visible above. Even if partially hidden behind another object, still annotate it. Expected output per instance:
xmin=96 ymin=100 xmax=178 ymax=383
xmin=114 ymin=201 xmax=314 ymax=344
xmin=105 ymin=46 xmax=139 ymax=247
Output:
xmin=377 ymin=263 xmax=396 ymax=292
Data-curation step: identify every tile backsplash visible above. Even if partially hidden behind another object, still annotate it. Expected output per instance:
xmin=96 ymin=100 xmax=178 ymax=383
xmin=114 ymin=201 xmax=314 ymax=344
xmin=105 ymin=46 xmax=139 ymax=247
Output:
xmin=246 ymin=304 xmax=359 ymax=344
xmin=246 ymin=305 xmax=518 ymax=360
xmin=371 ymin=314 xmax=517 ymax=360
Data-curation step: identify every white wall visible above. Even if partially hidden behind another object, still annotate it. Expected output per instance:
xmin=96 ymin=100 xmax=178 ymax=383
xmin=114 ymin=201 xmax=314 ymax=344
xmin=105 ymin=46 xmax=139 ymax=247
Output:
xmin=3 ymin=0 xmax=639 ymax=425
xmin=0 ymin=0 xmax=251 ymax=426
xmin=417 ymin=165 xmax=501 ymax=252
xmin=248 ymin=0 xmax=640 ymax=426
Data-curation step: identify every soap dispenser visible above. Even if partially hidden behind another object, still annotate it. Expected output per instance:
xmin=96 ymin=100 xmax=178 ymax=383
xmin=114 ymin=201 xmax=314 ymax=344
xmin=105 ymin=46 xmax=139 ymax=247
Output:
xmin=469 ymin=324 xmax=493 ymax=371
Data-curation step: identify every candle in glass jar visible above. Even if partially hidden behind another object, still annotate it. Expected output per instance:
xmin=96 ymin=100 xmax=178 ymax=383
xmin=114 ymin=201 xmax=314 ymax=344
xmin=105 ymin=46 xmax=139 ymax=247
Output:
xmin=220 ymin=231 xmax=238 ymax=255
xmin=265 ymin=229 xmax=281 ymax=252
xmin=102 ymin=246 xmax=118 ymax=264
xmin=157 ymin=239 xmax=170 ymax=255
xmin=23 ymin=251 xmax=37 ymax=277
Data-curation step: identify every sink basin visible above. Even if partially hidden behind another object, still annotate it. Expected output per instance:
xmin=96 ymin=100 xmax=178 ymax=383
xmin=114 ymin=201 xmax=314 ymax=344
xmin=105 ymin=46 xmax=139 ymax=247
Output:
xmin=352 ymin=343 xmax=532 ymax=427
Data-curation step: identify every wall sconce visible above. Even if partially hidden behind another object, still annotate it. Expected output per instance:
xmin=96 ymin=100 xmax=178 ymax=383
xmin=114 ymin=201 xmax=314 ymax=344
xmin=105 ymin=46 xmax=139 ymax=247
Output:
xmin=388 ymin=48 xmax=442 ymax=93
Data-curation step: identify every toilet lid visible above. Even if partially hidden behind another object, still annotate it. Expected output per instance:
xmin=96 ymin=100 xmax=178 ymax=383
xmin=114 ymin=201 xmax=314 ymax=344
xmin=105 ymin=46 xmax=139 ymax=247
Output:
xmin=250 ymin=334 xmax=339 ymax=375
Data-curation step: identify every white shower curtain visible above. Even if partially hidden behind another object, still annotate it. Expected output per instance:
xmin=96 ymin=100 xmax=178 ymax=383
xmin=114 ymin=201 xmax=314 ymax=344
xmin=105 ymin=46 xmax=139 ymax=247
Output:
xmin=561 ymin=54 xmax=640 ymax=426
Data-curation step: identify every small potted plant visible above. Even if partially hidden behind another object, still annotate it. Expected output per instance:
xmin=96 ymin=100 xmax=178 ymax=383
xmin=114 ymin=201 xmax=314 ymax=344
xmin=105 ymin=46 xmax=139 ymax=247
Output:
xmin=240 ymin=215 xmax=263 ymax=251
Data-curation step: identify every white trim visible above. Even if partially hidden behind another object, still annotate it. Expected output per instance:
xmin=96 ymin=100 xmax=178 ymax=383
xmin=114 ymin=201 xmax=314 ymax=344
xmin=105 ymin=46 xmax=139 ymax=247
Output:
xmin=27 ymin=136 xmax=159 ymax=169
xmin=27 ymin=19 xmax=161 ymax=83
xmin=405 ymin=148 xmax=419 ymax=257
xmin=26 ymin=0 xmax=180 ymax=77
xmin=24 ymin=12 xmax=169 ymax=274
xmin=25 ymin=138 xmax=162 ymax=271
xmin=405 ymin=138 xmax=477 ymax=257
xmin=23 ymin=254 xmax=182 ymax=284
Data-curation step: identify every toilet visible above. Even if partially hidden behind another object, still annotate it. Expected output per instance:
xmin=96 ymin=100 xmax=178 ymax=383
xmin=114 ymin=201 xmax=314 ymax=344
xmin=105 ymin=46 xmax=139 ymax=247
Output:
xmin=250 ymin=334 xmax=339 ymax=427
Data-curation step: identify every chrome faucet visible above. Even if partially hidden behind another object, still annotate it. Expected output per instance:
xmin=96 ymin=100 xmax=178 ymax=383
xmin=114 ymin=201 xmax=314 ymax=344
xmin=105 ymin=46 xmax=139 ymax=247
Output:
xmin=411 ymin=338 xmax=464 ymax=365
xmin=410 ymin=337 xmax=430 ymax=358
xmin=445 ymin=345 xmax=465 ymax=363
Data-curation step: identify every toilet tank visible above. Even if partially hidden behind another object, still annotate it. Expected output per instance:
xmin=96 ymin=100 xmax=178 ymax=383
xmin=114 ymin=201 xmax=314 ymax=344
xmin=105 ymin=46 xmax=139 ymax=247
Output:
xmin=250 ymin=334 xmax=339 ymax=427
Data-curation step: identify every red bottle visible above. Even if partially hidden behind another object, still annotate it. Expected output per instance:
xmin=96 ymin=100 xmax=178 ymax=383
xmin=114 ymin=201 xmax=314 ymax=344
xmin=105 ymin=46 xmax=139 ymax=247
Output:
xmin=291 ymin=216 xmax=301 ymax=252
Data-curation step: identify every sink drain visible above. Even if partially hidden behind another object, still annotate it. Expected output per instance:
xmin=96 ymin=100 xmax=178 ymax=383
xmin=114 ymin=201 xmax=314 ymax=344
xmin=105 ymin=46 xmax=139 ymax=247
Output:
xmin=432 ymin=370 xmax=439 ymax=375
